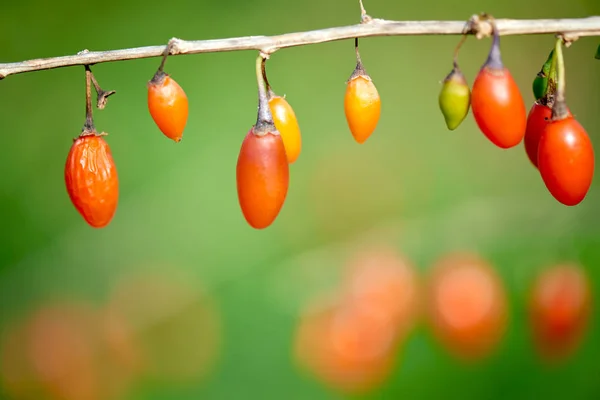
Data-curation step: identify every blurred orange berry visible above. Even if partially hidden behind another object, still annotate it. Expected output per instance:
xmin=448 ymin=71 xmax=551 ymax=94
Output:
xmin=426 ymin=253 xmax=507 ymax=360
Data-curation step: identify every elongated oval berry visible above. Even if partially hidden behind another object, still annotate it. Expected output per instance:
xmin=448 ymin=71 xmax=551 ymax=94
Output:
xmin=344 ymin=73 xmax=381 ymax=144
xmin=269 ymin=95 xmax=302 ymax=164
xmin=538 ymin=116 xmax=594 ymax=206
xmin=524 ymin=103 xmax=572 ymax=168
xmin=65 ymin=133 xmax=119 ymax=228
xmin=148 ymin=72 xmax=189 ymax=142
xmin=236 ymin=129 xmax=289 ymax=229
xmin=471 ymin=29 xmax=526 ymax=149
xmin=438 ymin=67 xmax=471 ymax=130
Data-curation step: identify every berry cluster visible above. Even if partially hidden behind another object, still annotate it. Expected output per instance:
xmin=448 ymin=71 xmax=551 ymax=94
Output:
xmin=64 ymin=14 xmax=595 ymax=230
xmin=439 ymin=15 xmax=594 ymax=207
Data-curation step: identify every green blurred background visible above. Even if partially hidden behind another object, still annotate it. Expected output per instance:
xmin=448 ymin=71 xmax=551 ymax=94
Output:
xmin=1 ymin=0 xmax=600 ymax=399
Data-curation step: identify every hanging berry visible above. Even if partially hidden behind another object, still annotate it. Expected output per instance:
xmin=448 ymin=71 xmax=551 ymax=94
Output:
xmin=438 ymin=36 xmax=471 ymax=131
xmin=236 ymin=54 xmax=290 ymax=229
xmin=344 ymin=38 xmax=381 ymax=144
xmin=470 ymin=16 xmax=527 ymax=149
xmin=538 ymin=38 xmax=594 ymax=206
xmin=65 ymin=66 xmax=119 ymax=228
xmin=147 ymin=41 xmax=189 ymax=142
xmin=524 ymin=47 xmax=575 ymax=169
xmin=261 ymin=58 xmax=302 ymax=164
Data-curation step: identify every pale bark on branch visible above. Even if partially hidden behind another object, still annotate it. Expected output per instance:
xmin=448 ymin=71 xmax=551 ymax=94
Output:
xmin=1 ymin=16 xmax=599 ymax=79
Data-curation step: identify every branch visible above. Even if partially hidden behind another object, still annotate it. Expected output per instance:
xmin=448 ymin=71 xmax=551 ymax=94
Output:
xmin=1 ymin=16 xmax=599 ymax=79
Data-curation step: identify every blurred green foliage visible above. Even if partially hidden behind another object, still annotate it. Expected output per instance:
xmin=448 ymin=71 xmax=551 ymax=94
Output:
xmin=1 ymin=0 xmax=599 ymax=399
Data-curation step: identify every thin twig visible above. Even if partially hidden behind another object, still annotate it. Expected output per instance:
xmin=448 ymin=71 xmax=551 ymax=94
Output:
xmin=89 ymin=70 xmax=116 ymax=110
xmin=1 ymin=16 xmax=599 ymax=79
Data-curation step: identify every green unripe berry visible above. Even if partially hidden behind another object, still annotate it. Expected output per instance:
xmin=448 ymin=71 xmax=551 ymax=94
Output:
xmin=438 ymin=67 xmax=470 ymax=131
xmin=532 ymin=72 xmax=548 ymax=101
xmin=532 ymin=49 xmax=554 ymax=100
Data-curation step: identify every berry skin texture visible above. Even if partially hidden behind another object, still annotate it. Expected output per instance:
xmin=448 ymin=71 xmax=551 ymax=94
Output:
xmin=471 ymin=67 xmax=527 ymax=149
xmin=344 ymin=75 xmax=381 ymax=144
xmin=65 ymin=134 xmax=119 ymax=228
xmin=538 ymin=116 xmax=594 ymax=206
xmin=269 ymin=96 xmax=302 ymax=164
xmin=147 ymin=73 xmax=189 ymax=142
xmin=529 ymin=265 xmax=591 ymax=361
xmin=236 ymin=129 xmax=289 ymax=229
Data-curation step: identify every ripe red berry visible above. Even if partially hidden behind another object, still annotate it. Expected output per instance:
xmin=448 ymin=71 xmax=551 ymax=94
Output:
xmin=65 ymin=133 xmax=119 ymax=228
xmin=538 ymin=116 xmax=594 ymax=206
xmin=529 ymin=264 xmax=591 ymax=361
xmin=236 ymin=129 xmax=289 ymax=229
xmin=471 ymin=27 xmax=526 ymax=148
xmin=147 ymin=72 xmax=189 ymax=142
xmin=524 ymin=103 xmax=552 ymax=168
xmin=524 ymin=103 xmax=573 ymax=169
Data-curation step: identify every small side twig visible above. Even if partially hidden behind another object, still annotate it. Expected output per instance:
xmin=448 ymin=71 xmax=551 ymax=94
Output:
xmin=89 ymin=71 xmax=116 ymax=110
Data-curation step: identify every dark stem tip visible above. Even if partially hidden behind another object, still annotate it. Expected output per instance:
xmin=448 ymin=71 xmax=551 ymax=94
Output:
xmin=483 ymin=22 xmax=504 ymax=71
xmin=551 ymin=98 xmax=569 ymax=121
xmin=348 ymin=61 xmax=368 ymax=82
xmin=150 ymin=70 xmax=168 ymax=85
xmin=444 ymin=65 xmax=466 ymax=84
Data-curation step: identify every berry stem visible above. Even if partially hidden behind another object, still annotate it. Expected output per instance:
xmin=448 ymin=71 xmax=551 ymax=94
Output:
xmin=82 ymin=65 xmax=95 ymax=134
xmin=552 ymin=37 xmax=569 ymax=120
xmin=261 ymin=56 xmax=275 ymax=98
xmin=348 ymin=37 xmax=368 ymax=80
xmin=484 ymin=18 xmax=504 ymax=70
xmin=254 ymin=54 xmax=276 ymax=135
xmin=355 ymin=37 xmax=362 ymax=65
xmin=452 ymin=34 xmax=467 ymax=70
xmin=157 ymin=40 xmax=175 ymax=74
xmin=151 ymin=40 xmax=175 ymax=84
